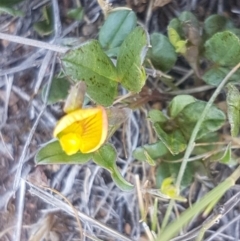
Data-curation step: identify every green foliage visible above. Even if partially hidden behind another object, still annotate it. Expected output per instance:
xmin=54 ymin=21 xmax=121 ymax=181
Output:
xmin=34 ymin=8 xmax=240 ymax=221
xmin=203 ymin=15 xmax=234 ymax=38
xmin=117 ymin=26 xmax=148 ymax=92
xmin=168 ymin=27 xmax=187 ymax=54
xmin=34 ymin=6 xmax=53 ymax=36
xmin=35 ymin=140 xmax=92 ymax=164
xmin=67 ymin=7 xmax=84 ymax=21
xmin=167 ymin=11 xmax=201 ymax=55
xmin=133 ymin=141 xmax=168 ymax=162
xmin=148 ymin=109 xmax=168 ymax=123
xmin=167 ymin=95 xmax=195 ymax=118
xmin=202 ymin=67 xmax=240 ymax=86
xmin=147 ymin=33 xmax=177 ymax=72
xmin=204 ymin=31 xmax=240 ymax=67
xmin=92 ymin=144 xmax=133 ymax=191
xmin=35 ymin=140 xmax=133 ymax=191
xmin=99 ymin=9 xmax=137 ymax=51
xmin=62 ymin=40 xmax=118 ymax=106
xmin=176 ymin=101 xmax=226 ymax=140
xmin=42 ymin=76 xmax=71 ymax=104
xmin=0 ymin=0 xmax=24 ymax=16
xmin=144 ymin=96 xmax=226 ymax=156
xmin=226 ymin=83 xmax=240 ymax=137
xmin=178 ymin=11 xmax=199 ymax=28
xmin=153 ymin=125 xmax=187 ymax=155
xmin=156 ymin=162 xmax=194 ymax=189
xmin=63 ymin=26 xmax=148 ymax=106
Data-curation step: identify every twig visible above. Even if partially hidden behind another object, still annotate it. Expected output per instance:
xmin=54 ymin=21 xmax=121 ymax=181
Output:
xmin=14 ymin=179 xmax=26 ymax=241
xmin=44 ymin=186 xmax=83 ymax=239
xmin=0 ymin=75 xmax=13 ymax=129
xmin=33 ymin=51 xmax=54 ymax=97
xmin=52 ymin=0 xmax=62 ymax=38
xmin=145 ymin=0 xmax=154 ymax=30
xmin=168 ymin=85 xmax=215 ymax=95
xmin=13 ymin=55 xmax=57 ymax=192
xmin=0 ymin=32 xmax=68 ymax=53
xmin=206 ymin=215 xmax=240 ymax=241
xmin=27 ymin=180 xmax=134 ymax=241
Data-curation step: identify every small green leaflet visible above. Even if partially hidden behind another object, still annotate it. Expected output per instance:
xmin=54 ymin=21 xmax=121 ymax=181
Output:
xmin=226 ymin=83 xmax=240 ymax=137
xmin=99 ymin=9 xmax=137 ymax=50
xmin=204 ymin=31 xmax=240 ymax=67
xmin=35 ymin=140 xmax=92 ymax=165
xmin=62 ymin=40 xmax=118 ymax=106
xmin=153 ymin=123 xmax=187 ymax=155
xmin=168 ymin=27 xmax=187 ymax=54
xmin=92 ymin=144 xmax=133 ymax=191
xmin=117 ymin=26 xmax=149 ymax=92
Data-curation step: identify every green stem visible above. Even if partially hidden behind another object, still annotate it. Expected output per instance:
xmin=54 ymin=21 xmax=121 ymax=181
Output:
xmin=158 ymin=165 xmax=240 ymax=241
xmin=161 ymin=62 xmax=240 ymax=231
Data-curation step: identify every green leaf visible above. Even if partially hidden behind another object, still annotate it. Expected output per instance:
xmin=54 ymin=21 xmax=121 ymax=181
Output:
xmin=153 ymin=124 xmax=187 ymax=155
xmin=176 ymin=101 xmax=226 ymax=140
xmin=33 ymin=6 xmax=53 ymax=36
xmin=178 ymin=11 xmax=200 ymax=46
xmin=0 ymin=0 xmax=25 ymax=7
xmin=92 ymin=144 xmax=133 ymax=191
xmin=67 ymin=7 xmax=84 ymax=21
xmin=168 ymin=95 xmax=196 ymax=118
xmin=0 ymin=6 xmax=23 ymax=16
xmin=111 ymin=165 xmax=134 ymax=191
xmin=62 ymin=40 xmax=118 ymax=106
xmin=148 ymin=109 xmax=168 ymax=123
xmin=178 ymin=11 xmax=199 ymax=28
xmin=105 ymin=47 xmax=120 ymax=58
xmin=168 ymin=27 xmax=187 ymax=54
xmin=99 ymin=9 xmax=137 ymax=50
xmin=35 ymin=140 xmax=92 ymax=165
xmin=42 ymin=77 xmax=70 ymax=104
xmin=156 ymin=162 xmax=193 ymax=189
xmin=193 ymin=132 xmax=220 ymax=155
xmin=226 ymin=83 xmax=240 ymax=137
xmin=219 ymin=143 xmax=231 ymax=164
xmin=203 ymin=15 xmax=234 ymax=38
xmin=92 ymin=143 xmax=116 ymax=171
xmin=202 ymin=66 xmax=240 ymax=86
xmin=0 ymin=0 xmax=24 ymax=16
xmin=147 ymin=33 xmax=177 ymax=72
xmin=168 ymin=18 xmax=184 ymax=38
xmin=204 ymin=31 xmax=240 ymax=67
xmin=133 ymin=141 xmax=169 ymax=161
xmin=143 ymin=150 xmax=156 ymax=166
xmin=117 ymin=26 xmax=149 ymax=92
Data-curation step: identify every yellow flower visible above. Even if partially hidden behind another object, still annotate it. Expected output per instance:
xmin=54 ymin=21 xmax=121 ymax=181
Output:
xmin=53 ymin=106 xmax=108 ymax=155
xmin=161 ymin=177 xmax=187 ymax=202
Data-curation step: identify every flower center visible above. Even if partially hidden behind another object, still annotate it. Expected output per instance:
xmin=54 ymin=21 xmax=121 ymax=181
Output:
xmin=59 ymin=132 xmax=82 ymax=155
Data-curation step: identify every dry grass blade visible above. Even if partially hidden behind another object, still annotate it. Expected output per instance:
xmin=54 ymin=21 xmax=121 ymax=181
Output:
xmin=26 ymin=180 xmax=134 ymax=241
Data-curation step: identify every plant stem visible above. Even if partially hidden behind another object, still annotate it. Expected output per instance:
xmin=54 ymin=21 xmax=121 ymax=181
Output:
xmin=159 ymin=165 xmax=240 ymax=241
xmin=161 ymin=62 xmax=240 ymax=230
xmin=0 ymin=32 xmax=68 ymax=53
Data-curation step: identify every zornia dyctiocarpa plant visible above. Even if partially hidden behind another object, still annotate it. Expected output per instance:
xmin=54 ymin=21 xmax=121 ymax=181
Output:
xmin=34 ymin=6 xmax=240 ymax=240
xmin=35 ymin=8 xmax=150 ymax=191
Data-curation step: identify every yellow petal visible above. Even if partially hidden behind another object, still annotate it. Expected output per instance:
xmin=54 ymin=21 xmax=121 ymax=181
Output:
xmin=53 ymin=106 xmax=108 ymax=154
xmin=79 ymin=106 xmax=108 ymax=153
xmin=59 ymin=133 xmax=81 ymax=155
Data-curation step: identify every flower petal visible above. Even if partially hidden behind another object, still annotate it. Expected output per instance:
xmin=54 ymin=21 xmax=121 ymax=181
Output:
xmin=59 ymin=133 xmax=81 ymax=155
xmin=53 ymin=106 xmax=108 ymax=154
xmin=79 ymin=106 xmax=108 ymax=153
